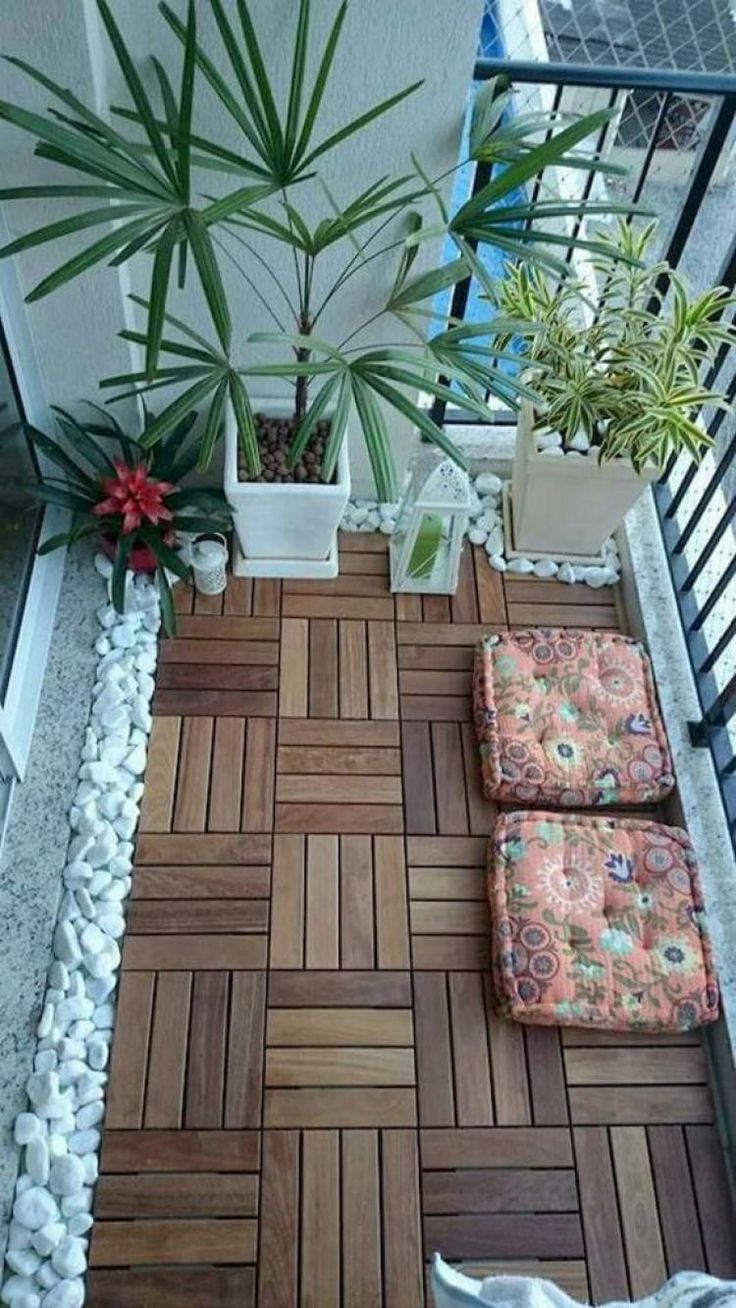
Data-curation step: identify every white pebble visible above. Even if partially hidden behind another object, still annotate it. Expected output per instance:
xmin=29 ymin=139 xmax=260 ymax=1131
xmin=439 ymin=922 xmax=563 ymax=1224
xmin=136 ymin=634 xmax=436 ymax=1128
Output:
xmin=26 ymin=1138 xmax=50 ymax=1186
xmin=41 ymin=1281 xmax=85 ymax=1308
xmin=36 ymin=1005 xmax=55 ymax=1040
xmin=486 ymin=525 xmax=504 ymax=556
xmin=47 ymin=1136 xmax=67 ymax=1160
xmin=60 ymin=1189 xmax=92 ymax=1218
xmin=475 ymin=472 xmax=502 ymax=495
xmin=48 ymin=963 xmax=69 ymax=992
xmin=533 ymin=559 xmax=558 ymax=579
xmin=1 ymin=1276 xmax=38 ymax=1306
xmin=14 ymin=1114 xmax=44 ymax=1147
xmin=52 ymin=924 xmax=81 ymax=969
xmin=94 ymin=553 xmax=114 ymax=579
xmin=75 ymin=1100 xmax=104 ymax=1131
xmin=67 ymin=1128 xmax=100 ymax=1155
xmin=541 ymin=446 xmax=564 ymax=457
xmin=568 ymin=431 xmax=590 ymax=452
xmin=488 ymin=553 xmax=507 ymax=572
xmin=92 ymin=1004 xmax=114 ymax=1030
xmin=506 ymin=557 xmax=535 ymax=575
xmin=4 ymin=1249 xmax=40 ymax=1278
xmin=468 ymin=528 xmax=487 ymax=546
xmin=67 ymin=1213 xmax=93 ymax=1238
xmin=30 ymin=1223 xmax=64 ymax=1257
xmin=49 ymin=1154 xmax=85 ymax=1198
xmin=79 ymin=922 xmax=106 ymax=956
xmin=51 ymin=1236 xmax=87 ymax=1280
xmin=536 ymin=430 xmax=562 ymax=451
xmin=13 ymin=1186 xmax=59 ymax=1231
xmin=558 ymin=562 xmax=576 ymax=584
xmin=8 ymin=1220 xmax=32 ymax=1251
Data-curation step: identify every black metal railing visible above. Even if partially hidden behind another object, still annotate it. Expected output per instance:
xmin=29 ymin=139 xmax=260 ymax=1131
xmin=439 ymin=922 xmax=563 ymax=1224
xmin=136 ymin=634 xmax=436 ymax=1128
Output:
xmin=437 ymin=56 xmax=736 ymax=847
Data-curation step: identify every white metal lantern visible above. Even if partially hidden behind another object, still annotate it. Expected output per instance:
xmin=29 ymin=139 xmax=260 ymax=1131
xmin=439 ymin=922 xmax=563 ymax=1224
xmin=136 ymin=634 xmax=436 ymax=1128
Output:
xmin=389 ymin=447 xmax=472 ymax=595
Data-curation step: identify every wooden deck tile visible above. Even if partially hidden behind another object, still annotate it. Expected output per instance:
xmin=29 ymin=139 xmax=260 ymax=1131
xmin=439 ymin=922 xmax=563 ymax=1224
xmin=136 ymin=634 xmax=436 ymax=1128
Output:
xmin=96 ymin=558 xmax=735 ymax=1305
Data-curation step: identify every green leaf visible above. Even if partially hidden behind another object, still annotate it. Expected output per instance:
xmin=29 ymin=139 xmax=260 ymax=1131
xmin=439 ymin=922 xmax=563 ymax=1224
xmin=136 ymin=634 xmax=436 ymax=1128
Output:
xmin=0 ymin=202 xmax=156 ymax=261
xmin=350 ymin=374 xmax=396 ymax=501
xmin=302 ymin=79 xmax=423 ymax=170
xmin=51 ymin=408 xmax=118 ymax=476
xmin=197 ymin=376 xmax=229 ymax=470
xmin=138 ymin=525 xmax=191 ymax=580
xmin=320 ymin=372 xmax=352 ymax=482
xmin=177 ymin=0 xmax=197 ymax=194
xmin=24 ymin=423 xmax=98 ymax=491
xmin=285 ymin=0 xmax=310 ymax=159
xmin=288 ymin=374 xmax=340 ymax=468
xmin=138 ymin=374 xmax=226 ymax=448
xmin=156 ymin=564 xmax=177 ymax=636
xmin=388 ymin=257 xmax=468 ymax=311
xmin=293 ymin=1 xmax=345 ymax=165
xmin=146 ymin=217 xmax=180 ymax=381
xmin=184 ymin=211 xmax=232 ymax=353
xmin=228 ymin=371 xmax=260 ymax=476
xmin=24 ymin=213 xmax=166 ymax=302
xmin=111 ymin=532 xmax=134 ymax=614
xmin=200 ymin=183 xmax=275 ymax=226
xmin=235 ymin=0 xmax=285 ymax=166
xmin=97 ymin=0 xmax=179 ymax=188
xmin=469 ymin=75 xmax=511 ymax=158
xmin=362 ymin=372 xmax=469 ymax=473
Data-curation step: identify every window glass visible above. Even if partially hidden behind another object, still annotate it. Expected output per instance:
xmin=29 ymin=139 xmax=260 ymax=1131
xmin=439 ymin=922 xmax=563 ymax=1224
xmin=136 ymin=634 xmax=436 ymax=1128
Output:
xmin=0 ymin=321 xmax=42 ymax=697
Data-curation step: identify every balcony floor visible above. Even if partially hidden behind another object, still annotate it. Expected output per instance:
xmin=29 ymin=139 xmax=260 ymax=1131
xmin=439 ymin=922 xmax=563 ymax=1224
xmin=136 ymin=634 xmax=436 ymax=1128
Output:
xmin=87 ymin=537 xmax=736 ymax=1307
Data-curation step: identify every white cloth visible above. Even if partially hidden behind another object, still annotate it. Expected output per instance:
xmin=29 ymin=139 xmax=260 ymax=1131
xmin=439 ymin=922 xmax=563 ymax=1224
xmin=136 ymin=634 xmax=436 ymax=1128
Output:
xmin=431 ymin=1255 xmax=736 ymax=1308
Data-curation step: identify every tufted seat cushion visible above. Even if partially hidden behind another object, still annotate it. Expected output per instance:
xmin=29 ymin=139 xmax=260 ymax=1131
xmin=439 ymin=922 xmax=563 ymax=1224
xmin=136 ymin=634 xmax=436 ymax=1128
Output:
xmin=489 ymin=811 xmax=718 ymax=1031
xmin=473 ymin=628 xmax=674 ymax=807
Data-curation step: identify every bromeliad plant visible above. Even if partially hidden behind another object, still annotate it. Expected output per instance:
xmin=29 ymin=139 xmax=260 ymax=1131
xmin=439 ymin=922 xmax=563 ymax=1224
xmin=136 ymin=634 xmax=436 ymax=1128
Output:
xmin=492 ymin=219 xmax=736 ymax=470
xmin=24 ymin=406 xmax=232 ymax=632
xmin=0 ymin=0 xmax=638 ymax=498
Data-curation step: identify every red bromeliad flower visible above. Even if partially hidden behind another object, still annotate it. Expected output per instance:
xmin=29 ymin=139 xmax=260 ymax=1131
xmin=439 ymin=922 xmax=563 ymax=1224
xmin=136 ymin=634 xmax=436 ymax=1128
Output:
xmin=93 ymin=460 xmax=176 ymax=535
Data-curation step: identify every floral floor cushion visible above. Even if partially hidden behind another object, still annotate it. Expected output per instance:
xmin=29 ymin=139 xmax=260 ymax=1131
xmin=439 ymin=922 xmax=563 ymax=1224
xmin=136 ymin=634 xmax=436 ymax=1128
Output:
xmin=489 ymin=811 xmax=719 ymax=1031
xmin=473 ymin=628 xmax=675 ymax=807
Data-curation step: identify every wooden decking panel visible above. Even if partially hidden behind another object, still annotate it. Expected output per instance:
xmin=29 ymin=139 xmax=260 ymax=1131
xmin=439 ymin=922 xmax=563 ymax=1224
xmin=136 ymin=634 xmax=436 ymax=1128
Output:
xmin=94 ymin=537 xmax=734 ymax=1306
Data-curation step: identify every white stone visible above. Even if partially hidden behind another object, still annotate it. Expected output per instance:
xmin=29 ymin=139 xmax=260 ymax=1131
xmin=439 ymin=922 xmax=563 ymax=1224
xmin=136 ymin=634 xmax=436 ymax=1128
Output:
xmin=67 ymin=1213 xmax=93 ymax=1238
xmin=92 ymin=1004 xmax=114 ymax=1030
xmin=1 ymin=1276 xmax=38 ymax=1306
xmin=75 ymin=888 xmax=96 ymax=921
xmin=26 ymin=1138 xmax=50 ymax=1186
xmin=468 ymin=528 xmax=487 ymax=546
xmin=60 ymin=1189 xmax=92 ymax=1218
xmin=41 ymin=1282 xmax=85 ymax=1308
xmin=584 ymin=565 xmax=614 ymax=588
xmin=67 ymin=1128 xmax=100 ymax=1155
xmin=533 ymin=559 xmax=558 ymax=579
xmin=48 ymin=963 xmax=69 ymax=992
xmin=5 ymin=1250 xmax=41 ymax=1278
xmin=14 ymin=1114 xmax=44 ymax=1147
xmin=52 ymin=924 xmax=81 ymax=969
xmin=57 ymin=892 xmax=80 ymax=924
xmin=47 ymin=1136 xmax=67 ymax=1160
xmin=486 ymin=525 xmax=504 ymax=556
xmin=79 ymin=1153 xmax=98 ymax=1186
xmin=36 ymin=1264 xmax=60 ymax=1291
xmin=8 ymin=1221 xmax=33 ymax=1251
xmin=475 ymin=472 xmax=502 ymax=495
xmin=541 ymin=446 xmax=564 ymax=457
xmin=62 ymin=864 xmax=91 ymax=891
xmin=57 ymin=1060 xmax=88 ymax=1088
xmin=379 ymin=518 xmax=395 ymax=535
xmin=75 ymin=1100 xmax=104 ymax=1131
xmin=13 ymin=1187 xmax=59 ymax=1231
xmin=34 ymin=1051 xmax=58 ymax=1075
xmin=85 ymin=825 xmax=118 ymax=869
xmin=488 ymin=553 xmax=507 ymax=572
xmin=51 ymin=1237 xmax=87 ymax=1280
xmin=95 ymin=912 xmax=126 ymax=940
xmin=84 ymin=938 xmax=120 ymax=979
xmin=558 ymin=563 xmax=576 ymax=584
xmin=506 ymin=557 xmax=534 ymax=575
xmin=48 ymin=1154 xmax=85 ymax=1198
xmin=16 ymin=1175 xmax=33 ymax=1194
xmin=568 ymin=431 xmax=591 ymax=452
xmin=56 ymin=1038 xmax=85 ymax=1062
xmin=99 ymin=879 xmax=129 ymax=903
xmin=87 ymin=1035 xmax=110 ymax=1071
xmin=79 ymin=922 xmax=106 ymax=956
xmin=113 ymin=813 xmax=137 ymax=841
xmin=85 ymin=976 xmax=116 ymax=1004
xmin=536 ymin=431 xmax=562 ymax=450
xmin=94 ymin=553 xmax=114 ymax=579
xmin=123 ymin=744 xmax=146 ymax=775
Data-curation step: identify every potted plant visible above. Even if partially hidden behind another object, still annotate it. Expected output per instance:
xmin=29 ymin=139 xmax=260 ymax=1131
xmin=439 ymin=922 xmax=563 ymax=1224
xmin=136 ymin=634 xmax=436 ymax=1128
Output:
xmin=0 ymin=0 xmax=636 ymax=576
xmin=19 ymin=405 xmax=231 ymax=632
xmin=492 ymin=220 xmax=736 ymax=558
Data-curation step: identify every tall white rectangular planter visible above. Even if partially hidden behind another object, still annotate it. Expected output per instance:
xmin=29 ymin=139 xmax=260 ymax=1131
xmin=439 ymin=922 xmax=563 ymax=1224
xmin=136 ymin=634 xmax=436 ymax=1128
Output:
xmin=511 ymin=402 xmax=657 ymax=557
xmin=224 ymin=403 xmax=351 ymax=579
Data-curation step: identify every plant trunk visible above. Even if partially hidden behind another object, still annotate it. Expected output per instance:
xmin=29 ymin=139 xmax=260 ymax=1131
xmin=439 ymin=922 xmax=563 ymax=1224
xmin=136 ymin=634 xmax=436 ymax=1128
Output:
xmin=295 ymin=315 xmax=311 ymax=422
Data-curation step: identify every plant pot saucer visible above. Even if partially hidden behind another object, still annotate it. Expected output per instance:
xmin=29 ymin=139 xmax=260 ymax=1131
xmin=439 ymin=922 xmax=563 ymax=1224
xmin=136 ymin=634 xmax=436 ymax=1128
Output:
xmin=501 ymin=481 xmax=610 ymax=568
xmin=231 ymin=533 xmax=339 ymax=579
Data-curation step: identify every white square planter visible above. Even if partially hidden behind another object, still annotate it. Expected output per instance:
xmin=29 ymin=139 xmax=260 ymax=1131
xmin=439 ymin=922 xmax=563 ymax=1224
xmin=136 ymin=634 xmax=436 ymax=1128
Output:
xmin=511 ymin=402 xmax=657 ymax=557
xmin=224 ymin=401 xmax=351 ymax=578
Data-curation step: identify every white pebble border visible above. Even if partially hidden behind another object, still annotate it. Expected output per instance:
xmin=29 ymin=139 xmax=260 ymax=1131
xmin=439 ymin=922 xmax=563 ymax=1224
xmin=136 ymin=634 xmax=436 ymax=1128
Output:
xmin=2 ymin=557 xmax=160 ymax=1308
xmin=340 ymin=469 xmax=621 ymax=587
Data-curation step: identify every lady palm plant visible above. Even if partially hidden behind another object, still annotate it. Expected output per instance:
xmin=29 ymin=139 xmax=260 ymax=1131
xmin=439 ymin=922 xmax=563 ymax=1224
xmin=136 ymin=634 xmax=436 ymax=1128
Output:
xmin=492 ymin=219 xmax=736 ymax=471
xmin=0 ymin=0 xmax=637 ymax=499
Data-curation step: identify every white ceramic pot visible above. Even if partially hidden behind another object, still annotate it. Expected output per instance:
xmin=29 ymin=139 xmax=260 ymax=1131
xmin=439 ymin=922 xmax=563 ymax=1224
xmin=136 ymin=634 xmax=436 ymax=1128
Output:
xmin=511 ymin=401 xmax=657 ymax=558
xmin=224 ymin=401 xmax=350 ymax=578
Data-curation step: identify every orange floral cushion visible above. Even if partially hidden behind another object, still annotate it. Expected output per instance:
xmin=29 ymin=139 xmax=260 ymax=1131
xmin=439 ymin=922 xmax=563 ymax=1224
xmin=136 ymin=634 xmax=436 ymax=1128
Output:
xmin=473 ymin=628 xmax=674 ymax=807
xmin=489 ymin=811 xmax=719 ymax=1031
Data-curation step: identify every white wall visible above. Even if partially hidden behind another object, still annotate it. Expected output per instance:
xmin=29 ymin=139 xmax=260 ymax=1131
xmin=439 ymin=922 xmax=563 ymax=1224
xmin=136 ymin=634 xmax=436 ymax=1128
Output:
xmin=0 ymin=0 xmax=484 ymax=494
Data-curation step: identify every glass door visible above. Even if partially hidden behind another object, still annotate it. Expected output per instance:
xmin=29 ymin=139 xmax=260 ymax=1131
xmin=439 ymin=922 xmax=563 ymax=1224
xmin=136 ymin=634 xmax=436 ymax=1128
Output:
xmin=0 ymin=321 xmax=43 ymax=698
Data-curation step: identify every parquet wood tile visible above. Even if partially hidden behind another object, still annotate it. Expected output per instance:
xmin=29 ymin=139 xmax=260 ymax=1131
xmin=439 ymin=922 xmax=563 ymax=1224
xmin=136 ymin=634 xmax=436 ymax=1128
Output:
xmin=94 ymin=547 xmax=735 ymax=1306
